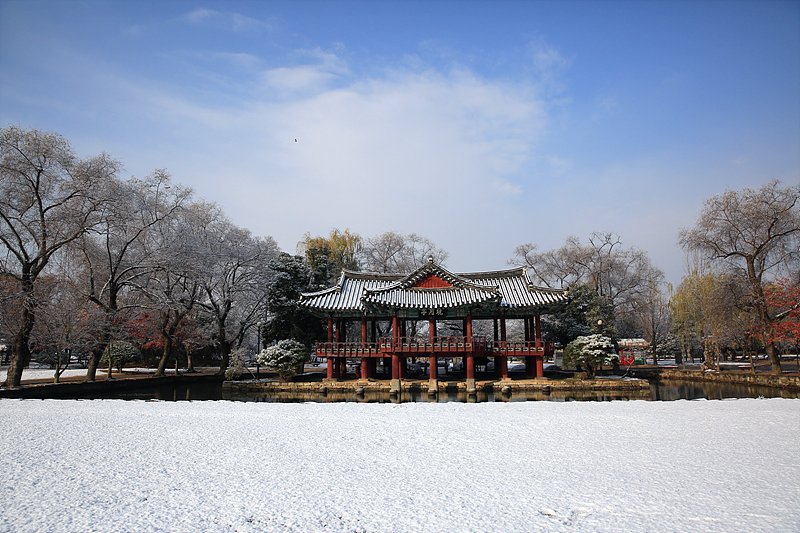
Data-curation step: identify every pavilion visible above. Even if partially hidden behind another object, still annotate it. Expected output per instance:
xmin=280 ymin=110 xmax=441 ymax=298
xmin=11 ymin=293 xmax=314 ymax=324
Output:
xmin=299 ymin=258 xmax=568 ymax=393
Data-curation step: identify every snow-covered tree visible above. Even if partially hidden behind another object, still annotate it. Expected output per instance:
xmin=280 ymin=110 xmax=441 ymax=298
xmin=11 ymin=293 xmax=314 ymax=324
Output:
xmin=263 ymin=253 xmax=325 ymax=350
xmin=679 ymin=180 xmax=800 ymax=374
xmin=257 ymin=339 xmax=307 ymax=381
xmin=360 ymin=231 xmax=448 ymax=273
xmin=563 ymin=334 xmax=615 ymax=379
xmin=1 ymin=126 xmax=122 ymax=388
xmin=100 ymin=341 xmax=140 ymax=374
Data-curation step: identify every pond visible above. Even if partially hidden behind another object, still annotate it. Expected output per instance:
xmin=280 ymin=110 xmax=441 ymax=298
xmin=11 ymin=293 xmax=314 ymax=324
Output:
xmin=54 ymin=378 xmax=800 ymax=402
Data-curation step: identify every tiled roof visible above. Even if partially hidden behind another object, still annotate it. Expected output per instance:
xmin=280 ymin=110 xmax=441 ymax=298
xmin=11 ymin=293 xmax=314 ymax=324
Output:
xmin=299 ymin=260 xmax=567 ymax=316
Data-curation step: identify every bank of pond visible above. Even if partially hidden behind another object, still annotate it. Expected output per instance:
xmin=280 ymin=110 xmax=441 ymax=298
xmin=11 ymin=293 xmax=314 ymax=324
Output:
xmin=4 ymin=374 xmax=797 ymax=402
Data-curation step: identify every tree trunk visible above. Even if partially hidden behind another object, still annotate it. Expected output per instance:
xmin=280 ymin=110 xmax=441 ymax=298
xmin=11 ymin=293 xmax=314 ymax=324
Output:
xmin=766 ymin=342 xmax=782 ymax=375
xmin=748 ymin=351 xmax=757 ymax=374
xmin=186 ymin=345 xmax=195 ymax=372
xmin=216 ymin=337 xmax=232 ymax=376
xmin=156 ymin=335 xmax=172 ymax=377
xmin=3 ymin=296 xmax=36 ymax=389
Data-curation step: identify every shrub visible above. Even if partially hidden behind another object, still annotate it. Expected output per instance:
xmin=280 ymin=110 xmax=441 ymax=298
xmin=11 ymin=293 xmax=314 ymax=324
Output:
xmin=100 ymin=341 xmax=140 ymax=373
xmin=563 ymin=334 xmax=615 ymax=379
xmin=225 ymin=348 xmax=248 ymax=381
xmin=257 ymin=339 xmax=308 ymax=381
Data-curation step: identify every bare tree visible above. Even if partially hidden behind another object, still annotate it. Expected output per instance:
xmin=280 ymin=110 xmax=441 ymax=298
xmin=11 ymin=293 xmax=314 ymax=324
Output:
xmin=77 ymin=170 xmax=192 ymax=381
xmin=133 ymin=199 xmax=204 ymax=377
xmin=360 ymin=231 xmax=448 ymax=273
xmin=512 ymin=232 xmax=664 ymax=336
xmin=679 ymin=180 xmax=800 ymax=374
xmin=635 ymin=275 xmax=672 ymax=365
xmin=187 ymin=202 xmax=279 ymax=374
xmin=0 ymin=126 xmax=121 ymax=388
xmin=29 ymin=263 xmax=99 ymax=383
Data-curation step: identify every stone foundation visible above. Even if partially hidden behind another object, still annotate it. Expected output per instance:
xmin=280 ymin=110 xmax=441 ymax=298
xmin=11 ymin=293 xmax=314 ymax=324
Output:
xmin=653 ymin=369 xmax=800 ymax=391
xmin=223 ymin=376 xmax=651 ymax=396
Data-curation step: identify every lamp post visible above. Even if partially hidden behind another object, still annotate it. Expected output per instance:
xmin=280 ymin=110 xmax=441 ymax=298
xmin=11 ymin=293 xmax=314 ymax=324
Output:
xmin=256 ymin=322 xmax=262 ymax=379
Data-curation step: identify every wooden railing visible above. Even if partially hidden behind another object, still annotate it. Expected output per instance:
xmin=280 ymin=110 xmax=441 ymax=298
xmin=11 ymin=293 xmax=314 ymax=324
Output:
xmin=491 ymin=341 xmax=552 ymax=356
xmin=316 ymin=337 xmax=551 ymax=357
xmin=314 ymin=342 xmax=380 ymax=357
xmin=379 ymin=336 xmax=489 ymax=353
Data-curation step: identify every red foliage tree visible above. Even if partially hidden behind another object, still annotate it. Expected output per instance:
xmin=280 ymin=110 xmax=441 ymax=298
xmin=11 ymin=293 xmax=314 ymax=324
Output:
xmin=750 ymin=279 xmax=800 ymax=347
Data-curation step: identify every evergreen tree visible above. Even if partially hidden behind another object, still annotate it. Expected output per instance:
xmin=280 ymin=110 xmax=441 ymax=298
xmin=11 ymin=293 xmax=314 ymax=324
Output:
xmin=263 ymin=253 xmax=325 ymax=350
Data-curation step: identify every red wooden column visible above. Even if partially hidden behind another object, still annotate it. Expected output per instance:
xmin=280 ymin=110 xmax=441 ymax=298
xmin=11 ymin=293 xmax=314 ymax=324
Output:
xmin=535 ymin=313 xmax=544 ymax=378
xmin=499 ymin=354 xmax=508 ymax=379
xmin=429 ymin=319 xmax=437 ymax=381
xmin=335 ymin=318 xmax=347 ymax=378
xmin=360 ymin=315 xmax=370 ymax=379
xmin=499 ymin=313 xmax=509 ymax=379
xmin=465 ymin=312 xmax=476 ymax=390
xmin=326 ymin=315 xmax=334 ymax=378
xmin=391 ymin=314 xmax=401 ymax=385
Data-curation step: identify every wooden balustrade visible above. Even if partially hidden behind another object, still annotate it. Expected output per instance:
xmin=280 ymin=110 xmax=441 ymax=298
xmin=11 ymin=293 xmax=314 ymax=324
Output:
xmin=315 ymin=337 xmax=553 ymax=357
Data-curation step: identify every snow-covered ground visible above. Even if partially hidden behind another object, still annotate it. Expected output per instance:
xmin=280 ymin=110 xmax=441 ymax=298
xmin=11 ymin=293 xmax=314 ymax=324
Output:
xmin=0 ymin=366 xmax=206 ymax=382
xmin=0 ymin=399 xmax=797 ymax=533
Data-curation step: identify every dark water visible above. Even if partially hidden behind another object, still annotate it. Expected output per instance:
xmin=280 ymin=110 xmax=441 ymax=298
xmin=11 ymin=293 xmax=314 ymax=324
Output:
xmin=62 ymin=379 xmax=798 ymax=402
xmin=651 ymin=379 xmax=800 ymax=401
xmin=71 ymin=382 xmax=226 ymax=401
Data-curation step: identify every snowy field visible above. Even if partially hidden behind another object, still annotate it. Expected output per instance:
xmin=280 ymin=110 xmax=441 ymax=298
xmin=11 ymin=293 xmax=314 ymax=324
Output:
xmin=0 ymin=399 xmax=797 ymax=533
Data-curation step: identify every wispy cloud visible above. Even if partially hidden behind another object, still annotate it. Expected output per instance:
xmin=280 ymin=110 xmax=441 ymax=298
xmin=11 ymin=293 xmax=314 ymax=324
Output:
xmin=182 ymin=8 xmax=275 ymax=33
xmin=261 ymin=48 xmax=351 ymax=94
xmin=547 ymin=155 xmax=574 ymax=175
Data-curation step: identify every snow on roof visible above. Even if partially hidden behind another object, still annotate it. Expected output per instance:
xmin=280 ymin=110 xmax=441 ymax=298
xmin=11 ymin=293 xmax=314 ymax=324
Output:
xmin=618 ymin=338 xmax=650 ymax=348
xmin=299 ymin=260 xmax=567 ymax=316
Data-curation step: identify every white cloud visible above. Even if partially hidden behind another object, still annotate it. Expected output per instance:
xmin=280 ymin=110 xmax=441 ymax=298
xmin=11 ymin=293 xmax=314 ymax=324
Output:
xmin=182 ymin=8 xmax=274 ymax=33
xmin=493 ymin=180 xmax=523 ymax=195
xmin=546 ymin=155 xmax=574 ymax=175
xmin=261 ymin=48 xmax=351 ymax=93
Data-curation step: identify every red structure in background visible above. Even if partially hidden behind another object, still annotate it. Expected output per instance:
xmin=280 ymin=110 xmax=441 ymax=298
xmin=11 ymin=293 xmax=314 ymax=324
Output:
xmin=299 ymin=258 xmax=568 ymax=393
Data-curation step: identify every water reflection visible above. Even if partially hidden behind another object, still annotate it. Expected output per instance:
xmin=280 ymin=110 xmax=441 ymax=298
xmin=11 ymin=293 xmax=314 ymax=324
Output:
xmin=49 ymin=379 xmax=798 ymax=402
xmin=222 ymin=387 xmax=655 ymax=403
xmin=651 ymin=379 xmax=800 ymax=401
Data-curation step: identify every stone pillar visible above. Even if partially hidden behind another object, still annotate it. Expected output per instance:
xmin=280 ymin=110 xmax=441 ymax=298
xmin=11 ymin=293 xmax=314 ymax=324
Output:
xmin=391 ymin=353 xmax=401 ymax=392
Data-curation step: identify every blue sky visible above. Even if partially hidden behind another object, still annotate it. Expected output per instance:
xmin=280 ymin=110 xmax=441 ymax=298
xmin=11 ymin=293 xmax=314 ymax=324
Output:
xmin=2 ymin=0 xmax=798 ymax=285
